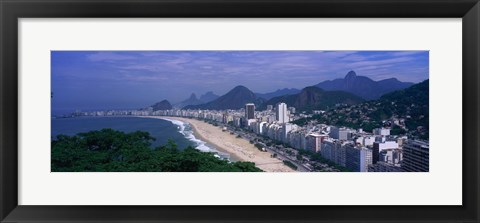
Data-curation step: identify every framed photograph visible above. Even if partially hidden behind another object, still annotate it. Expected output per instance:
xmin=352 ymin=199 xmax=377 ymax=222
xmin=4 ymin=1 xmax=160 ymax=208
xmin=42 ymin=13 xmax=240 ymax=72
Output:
xmin=1 ymin=0 xmax=479 ymax=222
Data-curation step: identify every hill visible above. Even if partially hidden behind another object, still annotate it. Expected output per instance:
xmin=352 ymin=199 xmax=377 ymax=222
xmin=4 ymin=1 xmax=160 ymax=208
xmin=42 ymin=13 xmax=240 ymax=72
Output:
xmin=255 ymin=88 xmax=301 ymax=100
xmin=293 ymin=80 xmax=429 ymax=140
xmin=151 ymin=100 xmax=172 ymax=111
xmin=184 ymin=85 xmax=264 ymax=110
xmin=315 ymin=71 xmax=414 ymax=100
xmin=174 ymin=93 xmax=204 ymax=109
xmin=261 ymin=86 xmax=364 ymax=111
xmin=199 ymin=91 xmax=219 ymax=103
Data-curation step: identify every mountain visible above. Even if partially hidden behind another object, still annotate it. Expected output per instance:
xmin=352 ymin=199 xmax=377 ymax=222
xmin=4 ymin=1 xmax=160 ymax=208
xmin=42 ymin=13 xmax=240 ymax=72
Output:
xmin=151 ymin=100 xmax=172 ymax=111
xmin=255 ymin=88 xmax=301 ymax=100
xmin=184 ymin=86 xmax=264 ymax=110
xmin=315 ymin=71 xmax=414 ymax=100
xmin=174 ymin=93 xmax=204 ymax=109
xmin=378 ymin=80 xmax=429 ymax=137
xmin=260 ymin=86 xmax=364 ymax=112
xmin=199 ymin=91 xmax=219 ymax=103
xmin=292 ymin=80 xmax=429 ymax=140
xmin=377 ymin=78 xmax=415 ymax=93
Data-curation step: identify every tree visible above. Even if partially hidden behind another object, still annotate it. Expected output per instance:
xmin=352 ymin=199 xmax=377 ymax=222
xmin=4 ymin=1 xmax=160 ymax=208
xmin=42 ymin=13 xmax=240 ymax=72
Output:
xmin=52 ymin=129 xmax=263 ymax=172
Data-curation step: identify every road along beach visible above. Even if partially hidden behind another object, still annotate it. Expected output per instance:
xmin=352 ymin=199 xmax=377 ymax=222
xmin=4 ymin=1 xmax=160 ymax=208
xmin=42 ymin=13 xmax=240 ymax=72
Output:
xmin=143 ymin=116 xmax=295 ymax=172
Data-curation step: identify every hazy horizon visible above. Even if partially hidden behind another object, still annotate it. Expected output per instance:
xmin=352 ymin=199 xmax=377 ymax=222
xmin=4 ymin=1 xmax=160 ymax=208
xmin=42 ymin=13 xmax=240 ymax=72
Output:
xmin=52 ymin=51 xmax=429 ymax=111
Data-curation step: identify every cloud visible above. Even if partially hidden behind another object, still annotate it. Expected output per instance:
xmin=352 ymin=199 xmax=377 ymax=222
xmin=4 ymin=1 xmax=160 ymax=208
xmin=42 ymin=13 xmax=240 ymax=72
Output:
xmin=54 ymin=50 xmax=429 ymax=103
xmin=86 ymin=52 xmax=137 ymax=62
xmin=389 ymin=51 xmax=427 ymax=57
xmin=348 ymin=57 xmax=414 ymax=68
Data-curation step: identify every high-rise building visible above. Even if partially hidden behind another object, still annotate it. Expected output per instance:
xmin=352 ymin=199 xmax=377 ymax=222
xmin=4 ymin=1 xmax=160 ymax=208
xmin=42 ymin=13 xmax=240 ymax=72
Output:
xmin=402 ymin=140 xmax=429 ymax=172
xmin=222 ymin=112 xmax=228 ymax=124
xmin=345 ymin=145 xmax=372 ymax=172
xmin=321 ymin=139 xmax=346 ymax=167
xmin=267 ymin=105 xmax=273 ymax=111
xmin=329 ymin=127 xmax=352 ymax=140
xmin=306 ymin=133 xmax=328 ymax=153
xmin=245 ymin=103 xmax=255 ymax=120
xmin=276 ymin=102 xmax=289 ymax=123
xmin=282 ymin=123 xmax=294 ymax=142
xmin=372 ymin=141 xmax=399 ymax=164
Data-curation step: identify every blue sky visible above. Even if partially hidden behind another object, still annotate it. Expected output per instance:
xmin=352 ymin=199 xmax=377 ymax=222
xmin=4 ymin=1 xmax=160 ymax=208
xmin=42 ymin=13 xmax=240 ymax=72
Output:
xmin=51 ymin=51 xmax=429 ymax=111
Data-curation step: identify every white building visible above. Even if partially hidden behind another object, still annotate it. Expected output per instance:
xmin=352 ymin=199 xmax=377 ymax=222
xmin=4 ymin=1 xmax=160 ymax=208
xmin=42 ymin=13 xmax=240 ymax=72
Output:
xmin=330 ymin=127 xmax=352 ymax=140
xmin=372 ymin=141 xmax=400 ymax=164
xmin=258 ymin=121 xmax=267 ymax=134
xmin=379 ymin=149 xmax=403 ymax=164
xmin=306 ymin=133 xmax=328 ymax=153
xmin=276 ymin=102 xmax=289 ymax=123
xmin=376 ymin=141 xmax=399 ymax=151
xmin=373 ymin=128 xmax=391 ymax=136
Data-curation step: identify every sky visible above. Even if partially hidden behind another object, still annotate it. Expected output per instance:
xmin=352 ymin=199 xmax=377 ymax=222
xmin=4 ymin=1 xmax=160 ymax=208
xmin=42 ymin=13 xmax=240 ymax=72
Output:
xmin=51 ymin=51 xmax=429 ymax=112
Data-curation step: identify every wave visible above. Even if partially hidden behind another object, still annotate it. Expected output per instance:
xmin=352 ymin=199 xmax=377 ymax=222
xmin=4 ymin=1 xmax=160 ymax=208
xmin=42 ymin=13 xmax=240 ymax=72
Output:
xmin=159 ymin=117 xmax=231 ymax=161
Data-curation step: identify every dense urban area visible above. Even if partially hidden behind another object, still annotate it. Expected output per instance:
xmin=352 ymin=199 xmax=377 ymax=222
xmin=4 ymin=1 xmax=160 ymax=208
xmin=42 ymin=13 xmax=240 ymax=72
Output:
xmin=57 ymin=72 xmax=429 ymax=172
xmin=63 ymin=100 xmax=429 ymax=172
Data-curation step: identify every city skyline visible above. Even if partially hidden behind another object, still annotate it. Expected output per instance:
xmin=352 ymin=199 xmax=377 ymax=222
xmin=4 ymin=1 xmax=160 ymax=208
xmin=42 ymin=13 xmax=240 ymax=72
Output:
xmin=52 ymin=51 xmax=429 ymax=111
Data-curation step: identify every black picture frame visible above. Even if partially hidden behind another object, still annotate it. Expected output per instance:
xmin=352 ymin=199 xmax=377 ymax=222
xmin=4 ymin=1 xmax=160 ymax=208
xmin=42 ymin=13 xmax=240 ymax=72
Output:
xmin=1 ymin=0 xmax=479 ymax=222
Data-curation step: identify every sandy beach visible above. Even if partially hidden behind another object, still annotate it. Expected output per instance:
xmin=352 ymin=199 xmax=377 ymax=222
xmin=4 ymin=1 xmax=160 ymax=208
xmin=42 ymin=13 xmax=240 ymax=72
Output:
xmin=144 ymin=116 xmax=295 ymax=172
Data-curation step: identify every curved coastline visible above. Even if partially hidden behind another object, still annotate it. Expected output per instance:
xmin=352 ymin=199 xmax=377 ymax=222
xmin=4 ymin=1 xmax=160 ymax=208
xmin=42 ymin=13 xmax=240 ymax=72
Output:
xmin=141 ymin=116 xmax=295 ymax=172
xmin=153 ymin=116 xmax=237 ymax=161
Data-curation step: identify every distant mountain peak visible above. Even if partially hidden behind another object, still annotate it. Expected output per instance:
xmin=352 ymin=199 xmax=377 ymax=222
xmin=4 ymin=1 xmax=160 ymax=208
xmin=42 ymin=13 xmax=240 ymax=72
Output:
xmin=199 ymin=91 xmax=219 ymax=103
xmin=228 ymin=85 xmax=256 ymax=98
xmin=315 ymin=71 xmax=414 ymax=100
xmin=184 ymin=85 xmax=263 ymax=110
xmin=151 ymin=100 xmax=172 ymax=111
xmin=173 ymin=93 xmax=202 ymax=109
xmin=345 ymin=70 xmax=357 ymax=79
xmin=232 ymin=85 xmax=249 ymax=91
xmin=380 ymin=77 xmax=400 ymax=82
xmin=260 ymin=86 xmax=364 ymax=112
xmin=255 ymin=88 xmax=301 ymax=100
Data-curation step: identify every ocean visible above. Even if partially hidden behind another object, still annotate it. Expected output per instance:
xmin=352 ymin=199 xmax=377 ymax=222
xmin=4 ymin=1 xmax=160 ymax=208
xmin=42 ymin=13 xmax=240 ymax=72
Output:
xmin=51 ymin=116 xmax=230 ymax=159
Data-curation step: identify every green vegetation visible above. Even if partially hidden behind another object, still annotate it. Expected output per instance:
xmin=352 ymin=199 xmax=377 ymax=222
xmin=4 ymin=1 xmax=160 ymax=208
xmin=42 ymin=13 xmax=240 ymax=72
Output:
xmin=270 ymin=139 xmax=292 ymax=148
xmin=260 ymin=86 xmax=364 ymax=112
xmin=390 ymin=125 xmax=407 ymax=135
xmin=52 ymin=129 xmax=262 ymax=172
xmin=285 ymin=150 xmax=294 ymax=156
xmin=254 ymin=143 xmax=265 ymax=152
xmin=283 ymin=160 xmax=298 ymax=170
xmin=296 ymin=154 xmax=304 ymax=162
xmin=292 ymin=80 xmax=429 ymax=140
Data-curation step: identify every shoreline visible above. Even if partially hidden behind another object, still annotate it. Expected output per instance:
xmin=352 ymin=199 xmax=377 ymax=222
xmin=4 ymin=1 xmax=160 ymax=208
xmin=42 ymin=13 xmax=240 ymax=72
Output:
xmin=143 ymin=116 xmax=295 ymax=172
xmin=188 ymin=123 xmax=243 ymax=162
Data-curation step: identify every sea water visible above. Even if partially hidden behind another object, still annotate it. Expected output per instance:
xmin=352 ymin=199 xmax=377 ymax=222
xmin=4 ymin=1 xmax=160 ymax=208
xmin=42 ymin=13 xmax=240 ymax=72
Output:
xmin=51 ymin=116 xmax=230 ymax=160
